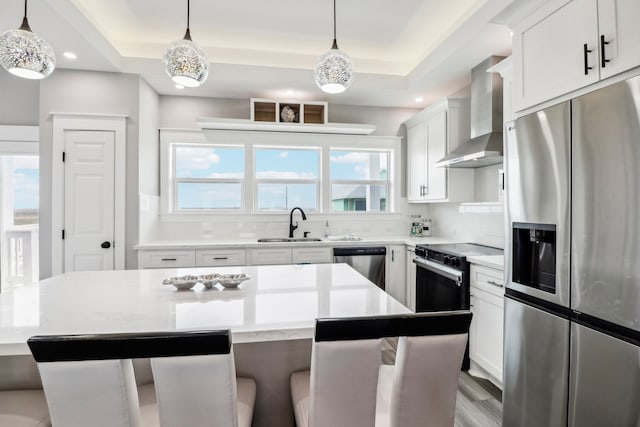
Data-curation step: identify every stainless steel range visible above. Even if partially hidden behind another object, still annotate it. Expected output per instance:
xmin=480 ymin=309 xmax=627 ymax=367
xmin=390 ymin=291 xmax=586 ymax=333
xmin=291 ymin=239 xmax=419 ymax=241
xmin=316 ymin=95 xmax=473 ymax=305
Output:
xmin=414 ymin=243 xmax=503 ymax=369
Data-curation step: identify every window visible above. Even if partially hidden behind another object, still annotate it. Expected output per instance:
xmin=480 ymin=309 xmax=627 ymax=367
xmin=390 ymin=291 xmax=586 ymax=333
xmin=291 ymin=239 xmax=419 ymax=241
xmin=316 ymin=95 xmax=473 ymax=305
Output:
xmin=254 ymin=147 xmax=320 ymax=211
xmin=174 ymin=145 xmax=244 ymax=211
xmin=161 ymin=130 xmax=399 ymax=216
xmin=330 ymin=149 xmax=389 ymax=212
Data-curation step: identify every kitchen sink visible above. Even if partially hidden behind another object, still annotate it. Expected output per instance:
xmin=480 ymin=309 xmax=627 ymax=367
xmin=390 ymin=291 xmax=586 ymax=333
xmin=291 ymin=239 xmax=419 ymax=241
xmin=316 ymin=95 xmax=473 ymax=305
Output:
xmin=257 ymin=237 xmax=323 ymax=243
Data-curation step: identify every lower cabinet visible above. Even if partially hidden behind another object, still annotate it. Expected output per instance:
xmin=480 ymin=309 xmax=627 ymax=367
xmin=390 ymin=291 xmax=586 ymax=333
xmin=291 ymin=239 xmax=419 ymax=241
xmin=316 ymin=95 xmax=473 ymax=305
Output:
xmin=469 ymin=264 xmax=505 ymax=388
xmin=248 ymin=247 xmax=332 ymax=266
xmin=405 ymin=246 xmax=417 ymax=312
xmin=386 ymin=245 xmax=406 ymax=305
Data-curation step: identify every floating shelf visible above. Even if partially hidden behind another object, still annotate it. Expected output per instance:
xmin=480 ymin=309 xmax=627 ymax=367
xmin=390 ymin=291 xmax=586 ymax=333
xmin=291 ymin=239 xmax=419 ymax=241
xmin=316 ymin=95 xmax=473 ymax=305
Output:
xmin=197 ymin=117 xmax=376 ymax=135
xmin=251 ymin=98 xmax=328 ymax=125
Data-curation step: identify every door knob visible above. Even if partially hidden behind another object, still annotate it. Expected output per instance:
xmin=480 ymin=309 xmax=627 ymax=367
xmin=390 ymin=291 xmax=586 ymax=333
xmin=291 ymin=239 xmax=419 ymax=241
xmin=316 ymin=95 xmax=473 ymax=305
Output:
xmin=101 ymin=241 xmax=111 ymax=249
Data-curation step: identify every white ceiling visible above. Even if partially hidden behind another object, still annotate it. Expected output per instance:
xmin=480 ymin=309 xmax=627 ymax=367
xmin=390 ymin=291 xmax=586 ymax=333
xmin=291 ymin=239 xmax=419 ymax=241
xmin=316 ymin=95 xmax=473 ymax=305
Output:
xmin=1 ymin=0 xmax=519 ymax=108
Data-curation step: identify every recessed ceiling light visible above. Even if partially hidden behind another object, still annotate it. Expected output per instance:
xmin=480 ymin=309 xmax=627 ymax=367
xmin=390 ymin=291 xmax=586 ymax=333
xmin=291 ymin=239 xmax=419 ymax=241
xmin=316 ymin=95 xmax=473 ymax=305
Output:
xmin=415 ymin=97 xmax=423 ymax=103
xmin=510 ymin=31 xmax=514 ymax=37
xmin=63 ymin=52 xmax=77 ymax=60
xmin=175 ymin=84 xmax=185 ymax=89
xmin=286 ymin=90 xmax=295 ymax=96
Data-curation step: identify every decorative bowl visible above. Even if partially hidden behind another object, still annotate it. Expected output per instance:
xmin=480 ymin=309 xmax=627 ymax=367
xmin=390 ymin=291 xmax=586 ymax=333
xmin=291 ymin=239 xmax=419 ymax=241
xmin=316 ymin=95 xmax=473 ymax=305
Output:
xmin=162 ymin=275 xmax=199 ymax=291
xmin=199 ymin=273 xmax=221 ymax=289
xmin=217 ymin=273 xmax=250 ymax=289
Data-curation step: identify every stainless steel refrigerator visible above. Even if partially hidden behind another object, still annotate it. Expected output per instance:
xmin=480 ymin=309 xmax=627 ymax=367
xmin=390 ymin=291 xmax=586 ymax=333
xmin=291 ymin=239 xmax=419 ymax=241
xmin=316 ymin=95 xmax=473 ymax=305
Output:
xmin=503 ymin=75 xmax=640 ymax=426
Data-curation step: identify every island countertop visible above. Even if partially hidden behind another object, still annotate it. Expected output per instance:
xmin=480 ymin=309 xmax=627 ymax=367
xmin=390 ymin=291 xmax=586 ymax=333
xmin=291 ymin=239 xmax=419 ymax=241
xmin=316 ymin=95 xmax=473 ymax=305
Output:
xmin=0 ymin=263 xmax=410 ymax=355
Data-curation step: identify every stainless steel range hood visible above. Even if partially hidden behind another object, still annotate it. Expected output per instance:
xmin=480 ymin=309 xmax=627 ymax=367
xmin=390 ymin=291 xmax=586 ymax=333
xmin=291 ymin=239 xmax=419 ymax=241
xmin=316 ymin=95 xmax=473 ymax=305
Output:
xmin=435 ymin=56 xmax=504 ymax=168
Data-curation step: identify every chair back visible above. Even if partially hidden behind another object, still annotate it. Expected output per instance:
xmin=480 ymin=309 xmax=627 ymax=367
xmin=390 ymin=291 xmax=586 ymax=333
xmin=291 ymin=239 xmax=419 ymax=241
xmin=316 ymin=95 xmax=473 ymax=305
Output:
xmin=27 ymin=330 xmax=235 ymax=427
xmin=388 ymin=313 xmax=470 ymax=427
xmin=313 ymin=311 xmax=472 ymax=427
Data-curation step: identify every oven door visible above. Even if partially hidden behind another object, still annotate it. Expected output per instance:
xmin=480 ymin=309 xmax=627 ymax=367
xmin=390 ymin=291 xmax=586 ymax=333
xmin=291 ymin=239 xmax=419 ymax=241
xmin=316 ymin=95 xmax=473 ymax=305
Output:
xmin=414 ymin=258 xmax=467 ymax=312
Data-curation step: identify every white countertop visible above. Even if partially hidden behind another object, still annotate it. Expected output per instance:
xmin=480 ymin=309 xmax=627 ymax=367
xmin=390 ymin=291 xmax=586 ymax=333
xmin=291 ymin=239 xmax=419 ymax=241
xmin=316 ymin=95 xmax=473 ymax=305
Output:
xmin=135 ymin=235 xmax=460 ymax=250
xmin=0 ymin=264 xmax=411 ymax=356
xmin=467 ymin=255 xmax=504 ymax=270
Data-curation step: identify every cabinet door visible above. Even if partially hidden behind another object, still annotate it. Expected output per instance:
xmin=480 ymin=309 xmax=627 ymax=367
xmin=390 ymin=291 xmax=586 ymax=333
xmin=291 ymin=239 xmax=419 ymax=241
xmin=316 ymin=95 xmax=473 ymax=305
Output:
xmin=407 ymin=123 xmax=427 ymax=202
xmin=291 ymin=247 xmax=332 ymax=264
xmin=196 ymin=249 xmax=246 ymax=267
xmin=405 ymin=248 xmax=416 ymax=311
xmin=598 ymin=0 xmax=640 ymax=79
xmin=424 ymin=110 xmax=447 ymax=200
xmin=513 ymin=0 xmax=599 ymax=111
xmin=386 ymin=245 xmax=406 ymax=304
xmin=249 ymin=248 xmax=292 ymax=265
xmin=470 ymin=286 xmax=504 ymax=383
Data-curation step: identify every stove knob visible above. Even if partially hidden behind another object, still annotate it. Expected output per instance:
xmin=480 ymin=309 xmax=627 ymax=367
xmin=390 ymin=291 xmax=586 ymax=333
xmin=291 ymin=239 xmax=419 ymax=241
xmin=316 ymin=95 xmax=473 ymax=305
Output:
xmin=443 ymin=255 xmax=450 ymax=265
xmin=450 ymin=258 xmax=459 ymax=267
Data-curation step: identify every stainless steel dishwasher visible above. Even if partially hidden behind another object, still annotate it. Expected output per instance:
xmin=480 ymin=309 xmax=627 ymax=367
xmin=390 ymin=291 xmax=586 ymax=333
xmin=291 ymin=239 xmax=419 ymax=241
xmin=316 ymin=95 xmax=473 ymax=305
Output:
xmin=333 ymin=246 xmax=386 ymax=290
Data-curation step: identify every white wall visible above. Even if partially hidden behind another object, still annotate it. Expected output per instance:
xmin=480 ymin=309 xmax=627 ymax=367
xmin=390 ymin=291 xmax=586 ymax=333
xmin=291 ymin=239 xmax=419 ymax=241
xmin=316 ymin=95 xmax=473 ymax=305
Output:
xmin=0 ymin=73 xmax=39 ymax=125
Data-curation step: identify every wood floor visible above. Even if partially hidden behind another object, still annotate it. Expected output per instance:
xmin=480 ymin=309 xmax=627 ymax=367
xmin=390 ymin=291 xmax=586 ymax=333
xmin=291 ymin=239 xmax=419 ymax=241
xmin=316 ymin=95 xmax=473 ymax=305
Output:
xmin=382 ymin=338 xmax=502 ymax=427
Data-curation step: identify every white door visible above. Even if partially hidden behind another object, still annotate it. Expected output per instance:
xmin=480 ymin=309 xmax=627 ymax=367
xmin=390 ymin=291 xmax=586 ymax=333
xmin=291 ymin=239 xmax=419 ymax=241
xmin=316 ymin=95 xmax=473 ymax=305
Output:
xmin=63 ymin=130 xmax=115 ymax=272
xmin=598 ymin=0 xmax=640 ymax=79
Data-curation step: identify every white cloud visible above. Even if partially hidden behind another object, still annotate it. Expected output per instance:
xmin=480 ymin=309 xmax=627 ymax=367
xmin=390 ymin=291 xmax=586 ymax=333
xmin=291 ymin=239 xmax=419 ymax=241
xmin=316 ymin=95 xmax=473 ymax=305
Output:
xmin=330 ymin=152 xmax=369 ymax=163
xmin=256 ymin=171 xmax=316 ymax=180
xmin=207 ymin=172 xmax=243 ymax=179
xmin=278 ymin=151 xmax=289 ymax=158
xmin=176 ymin=148 xmax=221 ymax=170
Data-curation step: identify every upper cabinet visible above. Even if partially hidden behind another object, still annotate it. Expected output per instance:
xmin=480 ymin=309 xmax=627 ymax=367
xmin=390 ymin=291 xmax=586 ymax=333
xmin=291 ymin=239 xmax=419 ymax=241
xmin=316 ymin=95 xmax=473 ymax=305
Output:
xmin=513 ymin=0 xmax=640 ymax=111
xmin=405 ymin=98 xmax=474 ymax=203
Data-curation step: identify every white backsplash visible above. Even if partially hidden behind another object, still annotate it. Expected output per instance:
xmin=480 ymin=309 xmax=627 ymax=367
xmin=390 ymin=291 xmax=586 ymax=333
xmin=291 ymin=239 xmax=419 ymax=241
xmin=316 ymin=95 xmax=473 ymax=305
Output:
xmin=428 ymin=202 xmax=505 ymax=249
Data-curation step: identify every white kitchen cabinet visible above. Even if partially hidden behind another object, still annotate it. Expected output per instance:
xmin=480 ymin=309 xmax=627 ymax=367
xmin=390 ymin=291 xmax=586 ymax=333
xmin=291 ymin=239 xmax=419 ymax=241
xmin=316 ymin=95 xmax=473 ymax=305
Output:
xmin=291 ymin=247 xmax=332 ymax=264
xmin=405 ymin=246 xmax=417 ymax=312
xmin=195 ymin=249 xmax=246 ymax=267
xmin=404 ymin=98 xmax=474 ymax=203
xmin=138 ymin=249 xmax=196 ymax=269
xmin=248 ymin=248 xmax=293 ymax=265
xmin=386 ymin=245 xmax=406 ymax=305
xmin=469 ymin=263 xmax=505 ymax=388
xmin=513 ymin=0 xmax=640 ymax=111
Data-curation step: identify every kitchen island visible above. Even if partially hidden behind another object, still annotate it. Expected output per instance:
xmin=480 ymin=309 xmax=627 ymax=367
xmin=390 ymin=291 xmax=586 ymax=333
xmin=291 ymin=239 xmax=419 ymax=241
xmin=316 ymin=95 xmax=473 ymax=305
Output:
xmin=0 ymin=263 xmax=410 ymax=426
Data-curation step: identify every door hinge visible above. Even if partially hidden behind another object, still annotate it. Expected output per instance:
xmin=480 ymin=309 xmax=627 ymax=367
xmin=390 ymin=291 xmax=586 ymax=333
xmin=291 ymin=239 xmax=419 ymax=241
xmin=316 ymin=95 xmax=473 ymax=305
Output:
xmin=62 ymin=229 xmax=65 ymax=240
xmin=62 ymin=151 xmax=66 ymax=162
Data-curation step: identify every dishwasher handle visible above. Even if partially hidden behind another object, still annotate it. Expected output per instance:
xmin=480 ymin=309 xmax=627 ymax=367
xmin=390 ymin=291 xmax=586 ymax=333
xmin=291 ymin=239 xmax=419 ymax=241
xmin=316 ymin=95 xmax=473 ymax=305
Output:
xmin=333 ymin=247 xmax=386 ymax=257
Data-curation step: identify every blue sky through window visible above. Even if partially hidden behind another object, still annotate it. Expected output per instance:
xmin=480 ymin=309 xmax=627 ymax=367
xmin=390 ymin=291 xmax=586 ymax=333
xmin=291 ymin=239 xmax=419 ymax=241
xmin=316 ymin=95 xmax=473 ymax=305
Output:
xmin=14 ymin=168 xmax=39 ymax=209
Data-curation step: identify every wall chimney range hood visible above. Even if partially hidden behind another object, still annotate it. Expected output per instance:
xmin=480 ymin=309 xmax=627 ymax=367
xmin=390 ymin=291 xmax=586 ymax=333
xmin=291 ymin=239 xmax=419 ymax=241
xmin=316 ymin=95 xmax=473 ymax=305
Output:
xmin=435 ymin=56 xmax=504 ymax=168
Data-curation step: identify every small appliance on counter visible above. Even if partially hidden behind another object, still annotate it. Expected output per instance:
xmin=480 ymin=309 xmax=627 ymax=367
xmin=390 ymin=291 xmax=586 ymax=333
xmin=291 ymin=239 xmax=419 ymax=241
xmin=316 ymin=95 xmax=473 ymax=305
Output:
xmin=409 ymin=215 xmax=432 ymax=237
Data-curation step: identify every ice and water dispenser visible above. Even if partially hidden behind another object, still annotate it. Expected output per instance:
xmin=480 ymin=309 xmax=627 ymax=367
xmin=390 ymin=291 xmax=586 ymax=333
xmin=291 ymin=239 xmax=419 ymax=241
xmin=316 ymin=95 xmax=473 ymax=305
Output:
xmin=512 ymin=223 xmax=557 ymax=294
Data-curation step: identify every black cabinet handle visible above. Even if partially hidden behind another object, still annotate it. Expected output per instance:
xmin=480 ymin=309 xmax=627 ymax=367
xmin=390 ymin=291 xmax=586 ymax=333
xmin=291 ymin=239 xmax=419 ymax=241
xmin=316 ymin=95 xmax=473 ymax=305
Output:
xmin=100 ymin=241 xmax=111 ymax=249
xmin=161 ymin=258 xmax=177 ymax=261
xmin=213 ymin=257 xmax=228 ymax=260
xmin=583 ymin=44 xmax=593 ymax=75
xmin=600 ymin=35 xmax=610 ymax=68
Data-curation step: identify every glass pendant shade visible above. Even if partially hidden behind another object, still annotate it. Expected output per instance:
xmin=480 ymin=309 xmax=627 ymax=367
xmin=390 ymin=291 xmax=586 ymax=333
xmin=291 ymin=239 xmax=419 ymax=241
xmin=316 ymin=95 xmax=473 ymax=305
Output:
xmin=314 ymin=44 xmax=353 ymax=94
xmin=163 ymin=35 xmax=208 ymax=87
xmin=0 ymin=18 xmax=56 ymax=80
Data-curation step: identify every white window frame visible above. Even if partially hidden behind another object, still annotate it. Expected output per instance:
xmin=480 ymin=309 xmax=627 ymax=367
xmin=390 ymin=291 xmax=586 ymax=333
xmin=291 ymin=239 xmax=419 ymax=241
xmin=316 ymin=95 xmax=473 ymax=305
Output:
xmin=160 ymin=129 xmax=401 ymax=219
xmin=328 ymin=148 xmax=390 ymax=213
xmin=253 ymin=145 xmax=321 ymax=213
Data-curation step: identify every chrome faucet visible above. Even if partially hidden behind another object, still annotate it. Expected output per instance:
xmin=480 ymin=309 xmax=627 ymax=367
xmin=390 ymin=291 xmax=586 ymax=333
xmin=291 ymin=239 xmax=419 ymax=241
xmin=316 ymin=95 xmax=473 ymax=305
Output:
xmin=289 ymin=207 xmax=307 ymax=238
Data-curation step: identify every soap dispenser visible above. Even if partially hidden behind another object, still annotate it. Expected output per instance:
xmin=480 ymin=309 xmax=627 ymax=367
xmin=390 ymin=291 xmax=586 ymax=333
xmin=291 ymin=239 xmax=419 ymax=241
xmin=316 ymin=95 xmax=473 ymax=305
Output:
xmin=323 ymin=220 xmax=331 ymax=238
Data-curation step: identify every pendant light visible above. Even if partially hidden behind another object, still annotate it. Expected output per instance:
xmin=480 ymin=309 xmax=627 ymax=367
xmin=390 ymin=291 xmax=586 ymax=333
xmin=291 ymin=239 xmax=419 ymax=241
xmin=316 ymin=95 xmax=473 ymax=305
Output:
xmin=0 ymin=0 xmax=56 ymax=79
xmin=163 ymin=0 xmax=209 ymax=87
xmin=314 ymin=0 xmax=353 ymax=94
